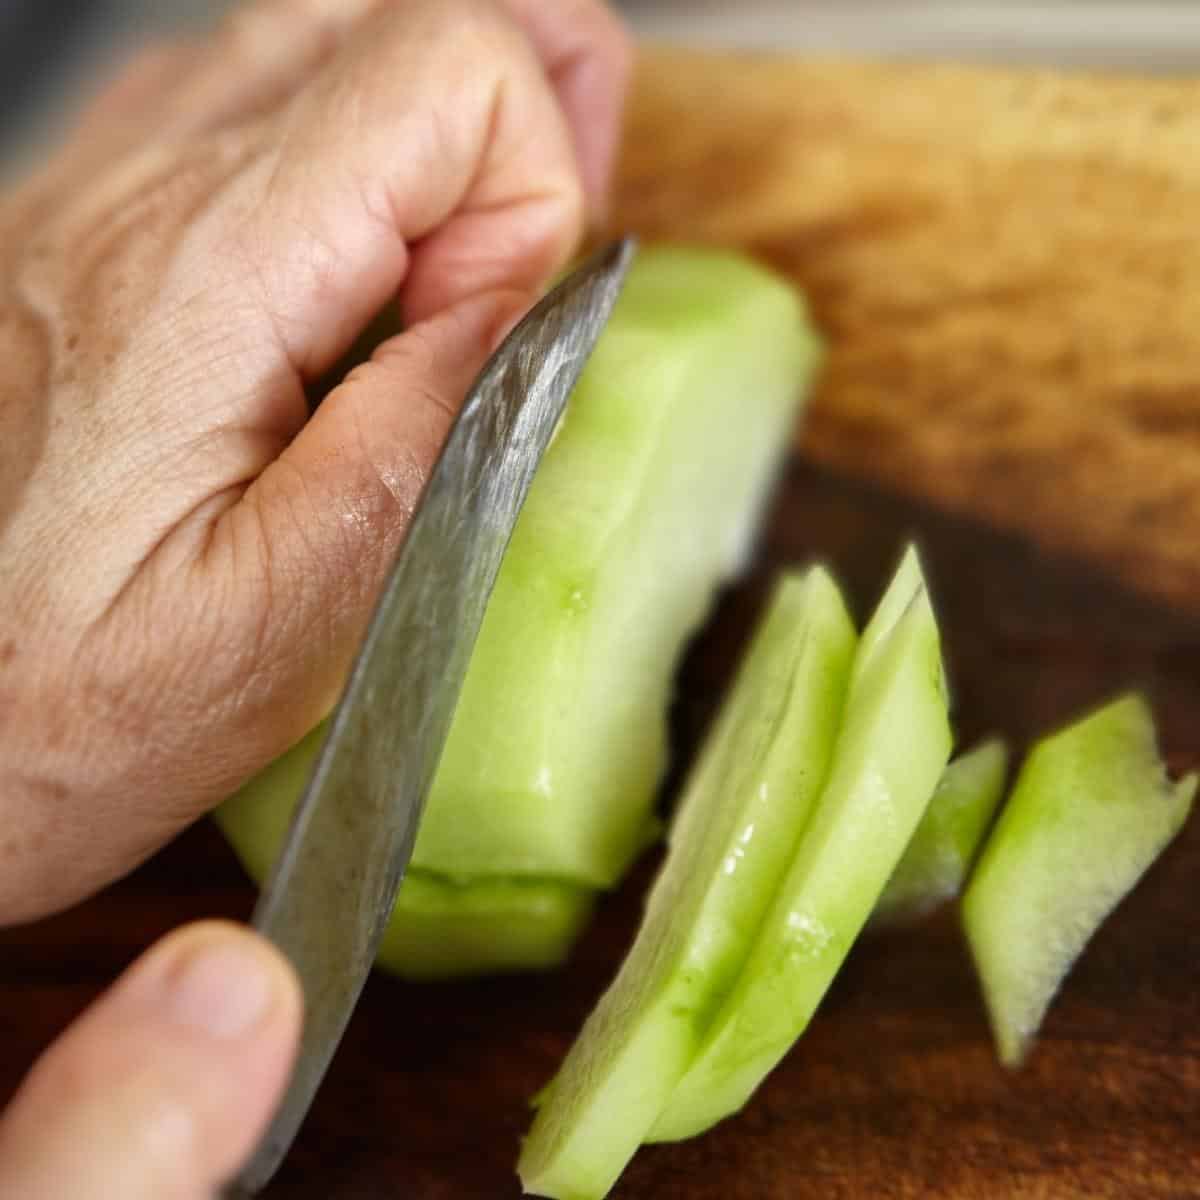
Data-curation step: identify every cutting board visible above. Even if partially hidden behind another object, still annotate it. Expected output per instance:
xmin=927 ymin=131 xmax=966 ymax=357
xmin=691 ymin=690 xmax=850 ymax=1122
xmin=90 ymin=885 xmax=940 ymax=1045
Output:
xmin=3 ymin=49 xmax=1199 ymax=1198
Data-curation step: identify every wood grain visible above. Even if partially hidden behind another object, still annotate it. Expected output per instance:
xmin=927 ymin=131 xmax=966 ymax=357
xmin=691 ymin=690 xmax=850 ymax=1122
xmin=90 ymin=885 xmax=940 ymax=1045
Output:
xmin=615 ymin=49 xmax=1200 ymax=613
xmin=3 ymin=461 xmax=1198 ymax=1198
xmin=3 ymin=50 xmax=1200 ymax=1198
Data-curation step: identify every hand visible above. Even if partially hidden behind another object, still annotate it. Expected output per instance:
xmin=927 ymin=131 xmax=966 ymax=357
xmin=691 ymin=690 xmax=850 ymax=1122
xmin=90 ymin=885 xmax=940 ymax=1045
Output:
xmin=0 ymin=0 xmax=632 ymax=923
xmin=0 ymin=922 xmax=302 ymax=1198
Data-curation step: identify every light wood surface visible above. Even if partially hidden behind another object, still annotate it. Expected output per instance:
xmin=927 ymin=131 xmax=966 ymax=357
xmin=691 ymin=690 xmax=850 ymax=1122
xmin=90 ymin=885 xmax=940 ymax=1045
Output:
xmin=615 ymin=48 xmax=1200 ymax=612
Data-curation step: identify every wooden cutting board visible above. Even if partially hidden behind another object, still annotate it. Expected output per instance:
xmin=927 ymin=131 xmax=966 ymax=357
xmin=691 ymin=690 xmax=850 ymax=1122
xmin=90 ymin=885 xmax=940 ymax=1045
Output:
xmin=3 ymin=49 xmax=1199 ymax=1198
xmin=618 ymin=48 xmax=1200 ymax=616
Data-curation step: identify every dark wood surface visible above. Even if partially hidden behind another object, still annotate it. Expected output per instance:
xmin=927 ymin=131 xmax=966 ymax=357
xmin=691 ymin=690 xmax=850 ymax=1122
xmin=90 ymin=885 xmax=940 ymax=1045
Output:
xmin=3 ymin=458 xmax=1199 ymax=1198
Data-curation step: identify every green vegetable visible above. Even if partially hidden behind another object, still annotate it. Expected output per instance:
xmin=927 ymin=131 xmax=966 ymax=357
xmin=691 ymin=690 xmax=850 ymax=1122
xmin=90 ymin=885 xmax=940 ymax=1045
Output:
xmin=649 ymin=546 xmax=952 ymax=1142
xmin=871 ymin=738 xmax=1008 ymax=929
xmin=373 ymin=875 xmax=593 ymax=981
xmin=217 ymin=246 xmax=821 ymax=977
xmin=961 ymin=693 xmax=1195 ymax=1067
xmin=413 ymin=246 xmax=820 ymax=888
xmin=216 ymin=731 xmax=593 ymax=979
xmin=518 ymin=568 xmax=856 ymax=1200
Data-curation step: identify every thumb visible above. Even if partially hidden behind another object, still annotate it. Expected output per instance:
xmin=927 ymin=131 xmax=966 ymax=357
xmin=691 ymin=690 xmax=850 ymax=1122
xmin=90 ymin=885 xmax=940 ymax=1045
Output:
xmin=214 ymin=287 xmax=531 ymax=753
xmin=0 ymin=922 xmax=301 ymax=1200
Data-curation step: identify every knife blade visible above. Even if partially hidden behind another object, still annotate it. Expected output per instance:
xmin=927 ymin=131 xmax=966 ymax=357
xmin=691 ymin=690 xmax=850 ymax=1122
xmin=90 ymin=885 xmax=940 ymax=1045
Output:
xmin=228 ymin=237 xmax=636 ymax=1196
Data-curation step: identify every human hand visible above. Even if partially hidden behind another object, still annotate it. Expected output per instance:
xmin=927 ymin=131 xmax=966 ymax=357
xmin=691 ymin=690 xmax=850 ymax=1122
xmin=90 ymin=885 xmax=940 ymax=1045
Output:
xmin=0 ymin=0 xmax=632 ymax=922
xmin=0 ymin=921 xmax=301 ymax=1199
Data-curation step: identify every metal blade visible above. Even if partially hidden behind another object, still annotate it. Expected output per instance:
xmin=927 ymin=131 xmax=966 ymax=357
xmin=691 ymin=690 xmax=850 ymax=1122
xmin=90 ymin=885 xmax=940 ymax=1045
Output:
xmin=229 ymin=238 xmax=636 ymax=1195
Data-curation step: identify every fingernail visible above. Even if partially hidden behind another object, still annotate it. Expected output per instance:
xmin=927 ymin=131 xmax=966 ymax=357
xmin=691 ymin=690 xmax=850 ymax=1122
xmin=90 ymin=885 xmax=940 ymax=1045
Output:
xmin=162 ymin=937 xmax=277 ymax=1039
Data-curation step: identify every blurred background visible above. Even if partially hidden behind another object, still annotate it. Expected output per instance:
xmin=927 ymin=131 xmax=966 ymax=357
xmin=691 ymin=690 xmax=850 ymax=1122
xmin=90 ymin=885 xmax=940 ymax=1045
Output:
xmin=4 ymin=1 xmax=1199 ymax=170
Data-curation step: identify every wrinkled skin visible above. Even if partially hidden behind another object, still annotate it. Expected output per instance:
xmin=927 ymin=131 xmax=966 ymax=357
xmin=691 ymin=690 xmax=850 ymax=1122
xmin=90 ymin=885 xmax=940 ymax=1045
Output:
xmin=0 ymin=2 xmax=631 ymax=1195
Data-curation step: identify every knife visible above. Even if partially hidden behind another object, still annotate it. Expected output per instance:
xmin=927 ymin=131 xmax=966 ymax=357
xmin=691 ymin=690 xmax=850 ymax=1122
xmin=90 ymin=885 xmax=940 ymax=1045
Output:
xmin=226 ymin=237 xmax=636 ymax=1196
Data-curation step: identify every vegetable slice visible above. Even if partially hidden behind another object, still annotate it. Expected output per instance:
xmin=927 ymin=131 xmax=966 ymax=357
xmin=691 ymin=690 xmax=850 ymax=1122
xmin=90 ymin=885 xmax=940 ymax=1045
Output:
xmin=871 ymin=738 xmax=1008 ymax=929
xmin=649 ymin=546 xmax=952 ymax=1143
xmin=413 ymin=247 xmax=820 ymax=888
xmin=518 ymin=567 xmax=856 ymax=1200
xmin=961 ymin=693 xmax=1195 ymax=1067
xmin=216 ymin=732 xmax=593 ymax=980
